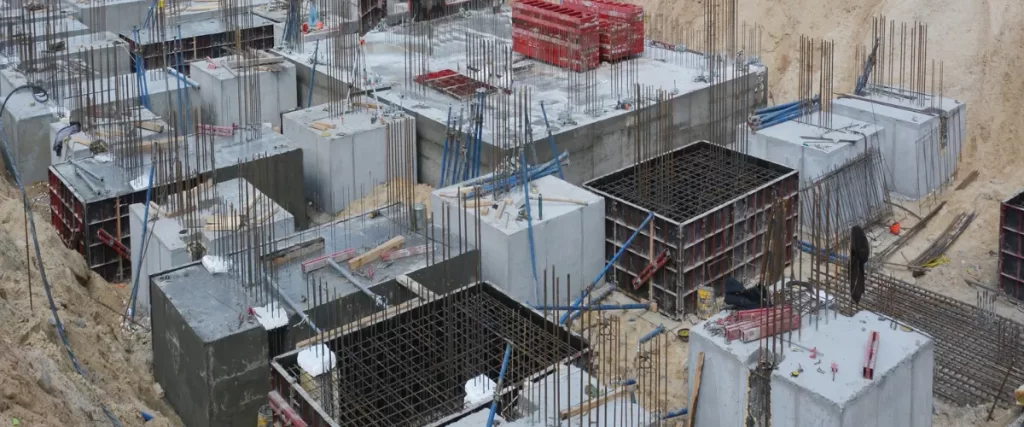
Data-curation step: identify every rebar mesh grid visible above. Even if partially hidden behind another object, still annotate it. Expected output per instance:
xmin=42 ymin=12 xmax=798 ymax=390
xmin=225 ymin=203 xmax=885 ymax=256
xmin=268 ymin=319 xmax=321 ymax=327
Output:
xmin=588 ymin=142 xmax=790 ymax=224
xmin=278 ymin=283 xmax=587 ymax=427
xmin=827 ymin=270 xmax=1024 ymax=407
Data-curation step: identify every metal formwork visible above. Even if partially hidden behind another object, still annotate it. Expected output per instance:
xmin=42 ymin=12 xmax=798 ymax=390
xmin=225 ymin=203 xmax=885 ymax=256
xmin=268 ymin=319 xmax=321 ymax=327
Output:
xmin=585 ymin=141 xmax=799 ymax=317
xmin=1000 ymin=189 xmax=1024 ymax=300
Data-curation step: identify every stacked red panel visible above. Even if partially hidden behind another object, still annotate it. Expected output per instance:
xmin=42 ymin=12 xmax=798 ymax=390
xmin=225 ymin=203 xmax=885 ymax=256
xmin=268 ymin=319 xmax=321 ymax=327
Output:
xmin=563 ymin=0 xmax=644 ymax=61
xmin=512 ymin=0 xmax=601 ymax=72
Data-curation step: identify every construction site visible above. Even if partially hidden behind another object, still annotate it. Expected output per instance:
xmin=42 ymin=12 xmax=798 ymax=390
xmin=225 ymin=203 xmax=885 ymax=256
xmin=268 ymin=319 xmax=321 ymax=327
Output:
xmin=1 ymin=0 xmax=1024 ymax=425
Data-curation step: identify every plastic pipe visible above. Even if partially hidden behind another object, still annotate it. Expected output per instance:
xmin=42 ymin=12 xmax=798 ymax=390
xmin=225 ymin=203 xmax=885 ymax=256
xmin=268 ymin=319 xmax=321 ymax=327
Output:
xmin=663 ymin=408 xmax=689 ymax=420
xmin=569 ymin=284 xmax=615 ymax=321
xmin=438 ymin=107 xmax=453 ymax=187
xmin=639 ymin=324 xmax=666 ymax=345
xmin=486 ymin=343 xmax=513 ymax=427
xmin=539 ymin=101 xmax=564 ymax=179
xmin=560 ymin=211 xmax=655 ymax=324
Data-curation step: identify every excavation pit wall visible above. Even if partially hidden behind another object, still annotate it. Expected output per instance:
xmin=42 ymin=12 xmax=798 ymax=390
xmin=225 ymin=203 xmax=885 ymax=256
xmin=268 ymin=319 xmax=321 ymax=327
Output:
xmin=688 ymin=308 xmax=934 ymax=427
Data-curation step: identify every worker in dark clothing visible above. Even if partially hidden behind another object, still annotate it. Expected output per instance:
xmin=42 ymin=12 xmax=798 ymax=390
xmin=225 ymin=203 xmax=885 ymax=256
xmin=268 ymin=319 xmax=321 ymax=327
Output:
xmin=849 ymin=225 xmax=870 ymax=307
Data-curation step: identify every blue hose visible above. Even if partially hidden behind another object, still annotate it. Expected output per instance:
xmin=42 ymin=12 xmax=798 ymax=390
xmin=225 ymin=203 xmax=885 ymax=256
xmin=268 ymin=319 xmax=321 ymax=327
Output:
xmin=307 ymin=40 xmax=320 ymax=108
xmin=521 ymin=148 xmax=540 ymax=304
xmin=486 ymin=343 xmax=513 ymax=427
xmin=560 ymin=211 xmax=655 ymax=324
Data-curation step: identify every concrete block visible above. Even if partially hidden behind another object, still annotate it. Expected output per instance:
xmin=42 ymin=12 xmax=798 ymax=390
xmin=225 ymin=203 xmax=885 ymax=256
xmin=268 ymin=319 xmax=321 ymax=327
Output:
xmin=129 ymin=178 xmax=296 ymax=315
xmin=832 ymin=91 xmax=967 ymax=200
xmin=688 ymin=308 xmax=934 ymax=427
xmin=282 ymin=106 xmax=416 ymax=215
xmin=0 ymin=91 xmax=56 ymax=185
xmin=189 ymin=55 xmax=297 ymax=128
xmin=64 ymin=0 xmax=148 ymax=34
xmin=151 ymin=266 xmax=268 ymax=427
xmin=430 ymin=175 xmax=604 ymax=305
xmin=746 ymin=113 xmax=886 ymax=227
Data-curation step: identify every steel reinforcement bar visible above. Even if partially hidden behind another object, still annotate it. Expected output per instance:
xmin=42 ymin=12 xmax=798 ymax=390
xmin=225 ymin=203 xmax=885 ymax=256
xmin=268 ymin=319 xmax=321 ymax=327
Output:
xmin=827 ymin=270 xmax=1024 ymax=407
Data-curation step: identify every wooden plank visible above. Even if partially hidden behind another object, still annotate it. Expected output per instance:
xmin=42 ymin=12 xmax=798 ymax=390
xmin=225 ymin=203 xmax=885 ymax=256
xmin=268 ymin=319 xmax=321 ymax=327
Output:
xmin=136 ymin=120 xmax=165 ymax=133
xmin=263 ymin=237 xmax=326 ymax=265
xmin=396 ymin=274 xmax=436 ymax=300
xmin=559 ymin=388 xmax=628 ymax=420
xmin=349 ymin=236 xmax=405 ymax=270
xmin=687 ymin=352 xmax=705 ymax=427
xmin=310 ymin=121 xmax=336 ymax=131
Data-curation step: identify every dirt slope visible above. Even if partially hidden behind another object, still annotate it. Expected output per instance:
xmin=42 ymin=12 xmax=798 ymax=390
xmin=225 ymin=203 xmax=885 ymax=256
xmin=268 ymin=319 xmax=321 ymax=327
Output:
xmin=0 ymin=184 xmax=180 ymax=426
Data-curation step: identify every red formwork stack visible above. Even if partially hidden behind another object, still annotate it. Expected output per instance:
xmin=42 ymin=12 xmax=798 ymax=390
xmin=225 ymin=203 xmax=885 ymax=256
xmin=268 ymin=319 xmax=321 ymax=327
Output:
xmin=512 ymin=0 xmax=600 ymax=72
xmin=563 ymin=0 xmax=644 ymax=61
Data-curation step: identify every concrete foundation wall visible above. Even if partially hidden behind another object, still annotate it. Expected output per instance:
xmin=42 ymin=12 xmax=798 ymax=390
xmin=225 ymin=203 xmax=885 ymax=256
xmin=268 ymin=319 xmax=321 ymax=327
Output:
xmin=1 ymin=91 xmax=56 ymax=185
xmin=833 ymin=96 xmax=966 ymax=200
xmin=430 ymin=176 xmax=604 ymax=305
xmin=189 ymin=58 xmax=298 ymax=128
xmin=66 ymin=0 xmax=148 ymax=34
xmin=409 ymin=71 xmax=765 ymax=187
xmin=689 ymin=309 xmax=935 ymax=427
xmin=151 ymin=266 xmax=269 ymax=427
xmin=283 ymin=107 xmax=415 ymax=215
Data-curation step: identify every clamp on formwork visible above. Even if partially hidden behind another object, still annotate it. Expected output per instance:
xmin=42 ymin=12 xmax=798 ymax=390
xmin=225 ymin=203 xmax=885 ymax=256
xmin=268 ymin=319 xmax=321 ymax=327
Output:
xmin=633 ymin=250 xmax=669 ymax=290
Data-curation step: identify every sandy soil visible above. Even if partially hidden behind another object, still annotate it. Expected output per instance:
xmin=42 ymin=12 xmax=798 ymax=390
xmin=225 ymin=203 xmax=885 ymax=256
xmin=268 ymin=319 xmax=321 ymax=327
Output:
xmin=0 ymin=183 xmax=180 ymax=426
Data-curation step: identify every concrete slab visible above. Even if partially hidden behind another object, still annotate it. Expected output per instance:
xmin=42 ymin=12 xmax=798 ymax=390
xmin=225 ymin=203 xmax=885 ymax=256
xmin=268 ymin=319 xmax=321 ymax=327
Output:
xmin=282 ymin=106 xmax=416 ymax=215
xmin=688 ymin=307 xmax=934 ymax=427
xmin=832 ymin=89 xmax=967 ymax=200
xmin=348 ymin=11 xmax=766 ymax=186
xmin=129 ymin=177 xmax=296 ymax=315
xmin=430 ymin=175 xmax=604 ymax=305
xmin=189 ymin=54 xmax=297 ymax=128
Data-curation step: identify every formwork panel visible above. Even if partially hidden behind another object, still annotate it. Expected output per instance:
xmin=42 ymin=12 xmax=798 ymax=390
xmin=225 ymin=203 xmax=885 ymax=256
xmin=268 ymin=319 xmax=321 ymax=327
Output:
xmin=585 ymin=141 xmax=799 ymax=317
xmin=1000 ymin=189 xmax=1024 ymax=300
